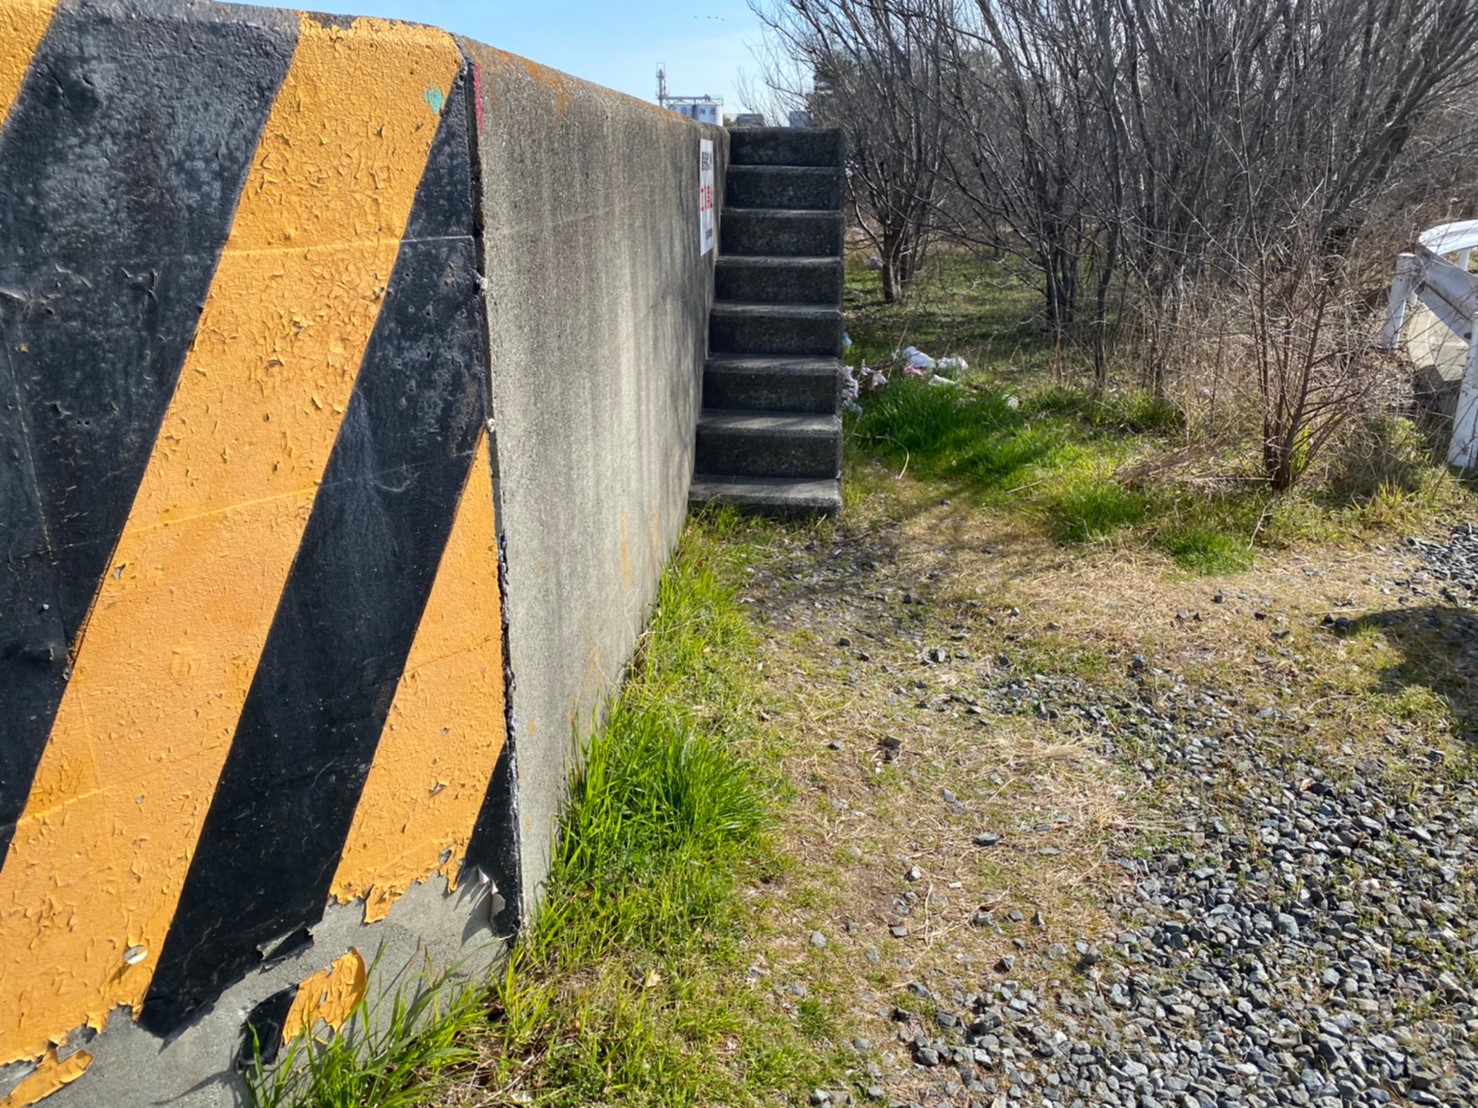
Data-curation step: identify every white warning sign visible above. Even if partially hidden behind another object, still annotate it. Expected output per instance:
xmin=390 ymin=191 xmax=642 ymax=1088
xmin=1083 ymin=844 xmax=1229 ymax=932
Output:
xmin=700 ymin=139 xmax=716 ymax=255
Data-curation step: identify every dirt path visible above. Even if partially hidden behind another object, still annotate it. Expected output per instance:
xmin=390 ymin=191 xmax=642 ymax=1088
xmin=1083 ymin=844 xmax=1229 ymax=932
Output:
xmin=734 ymin=470 xmax=1478 ymax=1108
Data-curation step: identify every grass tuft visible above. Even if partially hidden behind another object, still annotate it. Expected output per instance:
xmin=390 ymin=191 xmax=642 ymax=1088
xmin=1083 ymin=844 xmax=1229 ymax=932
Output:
xmin=851 ymin=376 xmax=1064 ymax=490
xmin=1048 ymin=480 xmax=1148 ymax=543
xmin=250 ymin=519 xmax=832 ymax=1108
xmin=246 ymin=959 xmax=482 ymax=1108
xmin=1157 ymin=525 xmax=1255 ymax=573
xmin=844 ymin=252 xmax=1473 ymax=566
xmin=1025 ymin=386 xmax=1184 ymax=435
xmin=473 ymin=522 xmax=836 ymax=1106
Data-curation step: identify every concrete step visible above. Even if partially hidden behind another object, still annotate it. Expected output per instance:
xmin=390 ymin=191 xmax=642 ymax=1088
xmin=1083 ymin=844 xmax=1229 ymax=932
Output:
xmin=729 ymin=127 xmax=843 ymax=168
xmin=715 ymin=256 xmax=842 ymax=305
xmin=721 ymin=208 xmax=843 ymax=258
xmin=703 ymin=355 xmax=840 ymax=413
xmin=709 ymin=302 xmax=842 ymax=357
xmin=725 ymin=165 xmax=843 ymax=211
xmin=689 ymin=474 xmax=842 ymax=517
xmin=694 ymin=410 xmax=841 ymax=479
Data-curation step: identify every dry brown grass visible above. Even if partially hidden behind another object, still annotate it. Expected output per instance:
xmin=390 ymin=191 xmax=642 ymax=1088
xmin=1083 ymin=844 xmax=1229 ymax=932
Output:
xmin=726 ymin=460 xmax=1468 ymax=1101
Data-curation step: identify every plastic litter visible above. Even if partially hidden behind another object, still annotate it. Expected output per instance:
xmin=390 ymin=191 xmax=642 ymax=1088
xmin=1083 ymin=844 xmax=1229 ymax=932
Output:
xmin=938 ymin=355 xmax=969 ymax=372
xmin=841 ymin=361 xmax=887 ymax=412
xmin=901 ymin=345 xmax=936 ymax=374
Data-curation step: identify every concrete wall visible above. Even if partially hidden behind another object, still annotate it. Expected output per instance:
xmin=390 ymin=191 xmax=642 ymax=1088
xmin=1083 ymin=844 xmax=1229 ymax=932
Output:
xmin=0 ymin=2 xmax=720 ymax=1105
xmin=463 ymin=43 xmax=723 ymax=903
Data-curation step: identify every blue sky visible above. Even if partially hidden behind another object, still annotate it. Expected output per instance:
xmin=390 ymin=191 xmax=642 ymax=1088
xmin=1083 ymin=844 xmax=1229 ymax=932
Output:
xmin=254 ymin=0 xmax=770 ymax=113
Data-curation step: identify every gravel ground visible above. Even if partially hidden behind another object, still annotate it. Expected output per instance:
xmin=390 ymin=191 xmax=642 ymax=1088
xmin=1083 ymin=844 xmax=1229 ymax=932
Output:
xmin=752 ymin=518 xmax=1478 ymax=1108
xmin=865 ymin=673 xmax=1478 ymax=1108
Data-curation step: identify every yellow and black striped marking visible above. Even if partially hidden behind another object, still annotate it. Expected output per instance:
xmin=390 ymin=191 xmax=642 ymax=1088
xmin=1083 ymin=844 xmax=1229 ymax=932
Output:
xmin=0 ymin=0 xmax=518 ymax=1085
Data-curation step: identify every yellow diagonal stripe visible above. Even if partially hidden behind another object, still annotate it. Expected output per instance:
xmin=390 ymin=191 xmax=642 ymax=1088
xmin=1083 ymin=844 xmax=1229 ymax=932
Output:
xmin=0 ymin=13 xmax=461 ymax=1066
xmin=0 ymin=0 xmax=57 ymax=131
xmin=331 ymin=433 xmax=507 ymax=923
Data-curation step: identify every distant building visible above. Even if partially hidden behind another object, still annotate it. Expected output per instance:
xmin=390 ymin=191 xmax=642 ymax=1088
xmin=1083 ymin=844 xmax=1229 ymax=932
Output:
xmin=731 ymin=113 xmax=766 ymax=127
xmin=788 ymin=110 xmax=814 ymax=129
xmin=655 ymin=66 xmax=721 ymax=126
xmin=666 ymin=97 xmax=722 ymax=126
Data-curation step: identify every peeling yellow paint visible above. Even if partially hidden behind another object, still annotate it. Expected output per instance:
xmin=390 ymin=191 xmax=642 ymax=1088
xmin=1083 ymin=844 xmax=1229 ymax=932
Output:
xmin=331 ymin=433 xmax=507 ymax=922
xmin=282 ymin=950 xmax=367 ymax=1041
xmin=0 ymin=14 xmax=462 ymax=1066
xmin=0 ymin=0 xmax=56 ymax=131
xmin=0 ymin=1050 xmax=91 ymax=1108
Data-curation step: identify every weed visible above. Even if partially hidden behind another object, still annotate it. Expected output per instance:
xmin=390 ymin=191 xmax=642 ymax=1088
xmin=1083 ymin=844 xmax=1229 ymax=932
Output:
xmin=1025 ymin=387 xmax=1184 ymax=435
xmin=843 ymin=251 xmax=1053 ymax=377
xmin=249 ymin=523 xmax=834 ymax=1108
xmin=246 ymin=959 xmax=482 ymax=1108
xmin=472 ymin=524 xmax=839 ymax=1106
xmin=851 ymin=377 xmax=1072 ymax=492
xmin=1048 ymin=481 xmax=1148 ymax=543
xmin=1157 ymin=526 xmax=1255 ymax=574
xmin=844 ymin=252 xmax=1474 ymax=566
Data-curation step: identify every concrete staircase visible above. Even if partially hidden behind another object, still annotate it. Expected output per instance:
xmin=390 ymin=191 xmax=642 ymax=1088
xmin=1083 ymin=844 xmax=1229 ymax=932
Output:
xmin=690 ymin=129 xmax=845 ymax=517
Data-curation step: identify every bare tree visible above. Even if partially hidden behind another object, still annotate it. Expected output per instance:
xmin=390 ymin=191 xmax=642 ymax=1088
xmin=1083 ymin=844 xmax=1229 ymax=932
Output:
xmin=755 ymin=0 xmax=1478 ymax=484
xmin=940 ymin=1 xmax=1119 ymax=377
xmin=754 ymin=0 xmax=953 ymax=303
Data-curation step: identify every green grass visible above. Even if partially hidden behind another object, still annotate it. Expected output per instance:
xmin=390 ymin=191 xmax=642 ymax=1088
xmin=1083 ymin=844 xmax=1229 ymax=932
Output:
xmin=476 ymin=514 xmax=839 ymax=1106
xmin=851 ymin=375 xmax=1060 ymax=489
xmin=1048 ymin=481 xmax=1148 ymax=543
xmin=843 ymin=254 xmax=1474 ymax=572
xmin=247 ymin=960 xmax=484 ymax=1108
xmin=1157 ymin=526 xmax=1256 ymax=573
xmin=1024 ymin=385 xmax=1185 ymax=435
xmin=251 ymin=514 xmax=837 ymax=1108
xmin=843 ymin=250 xmax=1053 ymax=378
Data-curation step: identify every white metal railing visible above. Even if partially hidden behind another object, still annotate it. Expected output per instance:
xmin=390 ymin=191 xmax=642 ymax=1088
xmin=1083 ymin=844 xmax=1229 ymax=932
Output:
xmin=1383 ymin=219 xmax=1478 ymax=468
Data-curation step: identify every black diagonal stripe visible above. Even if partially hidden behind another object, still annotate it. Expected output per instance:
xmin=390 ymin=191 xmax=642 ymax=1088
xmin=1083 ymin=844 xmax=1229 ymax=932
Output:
xmin=461 ymin=515 xmax=523 ymax=939
xmin=139 ymin=71 xmax=488 ymax=1036
xmin=462 ymin=724 xmax=523 ymax=939
xmin=0 ymin=0 xmax=297 ymax=858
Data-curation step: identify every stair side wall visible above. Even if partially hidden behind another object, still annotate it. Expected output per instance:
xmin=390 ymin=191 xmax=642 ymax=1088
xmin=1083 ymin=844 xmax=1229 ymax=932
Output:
xmin=460 ymin=41 xmax=726 ymax=927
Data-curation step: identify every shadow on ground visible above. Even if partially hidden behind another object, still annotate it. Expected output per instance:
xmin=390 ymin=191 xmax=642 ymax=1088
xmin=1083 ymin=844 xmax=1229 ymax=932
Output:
xmin=1347 ymin=603 xmax=1478 ymax=745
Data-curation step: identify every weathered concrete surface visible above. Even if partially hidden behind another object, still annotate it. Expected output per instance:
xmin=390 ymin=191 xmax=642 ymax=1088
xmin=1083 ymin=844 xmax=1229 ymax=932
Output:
xmin=710 ymin=302 xmax=844 ymax=357
xmin=725 ymin=164 xmax=843 ymax=210
xmin=729 ymin=127 xmax=843 ymax=167
xmin=29 ymin=880 xmax=504 ymax=1108
xmin=691 ymin=126 xmax=845 ymax=519
xmin=721 ymin=208 xmax=844 ymax=257
xmin=688 ymin=474 xmax=842 ymax=517
xmin=1 ymin=3 xmax=722 ymax=1104
xmin=715 ymin=256 xmax=843 ymax=305
xmin=702 ymin=355 xmax=842 ymax=413
xmin=462 ymin=42 xmax=724 ymax=906
xmin=694 ymin=411 xmax=842 ymax=478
